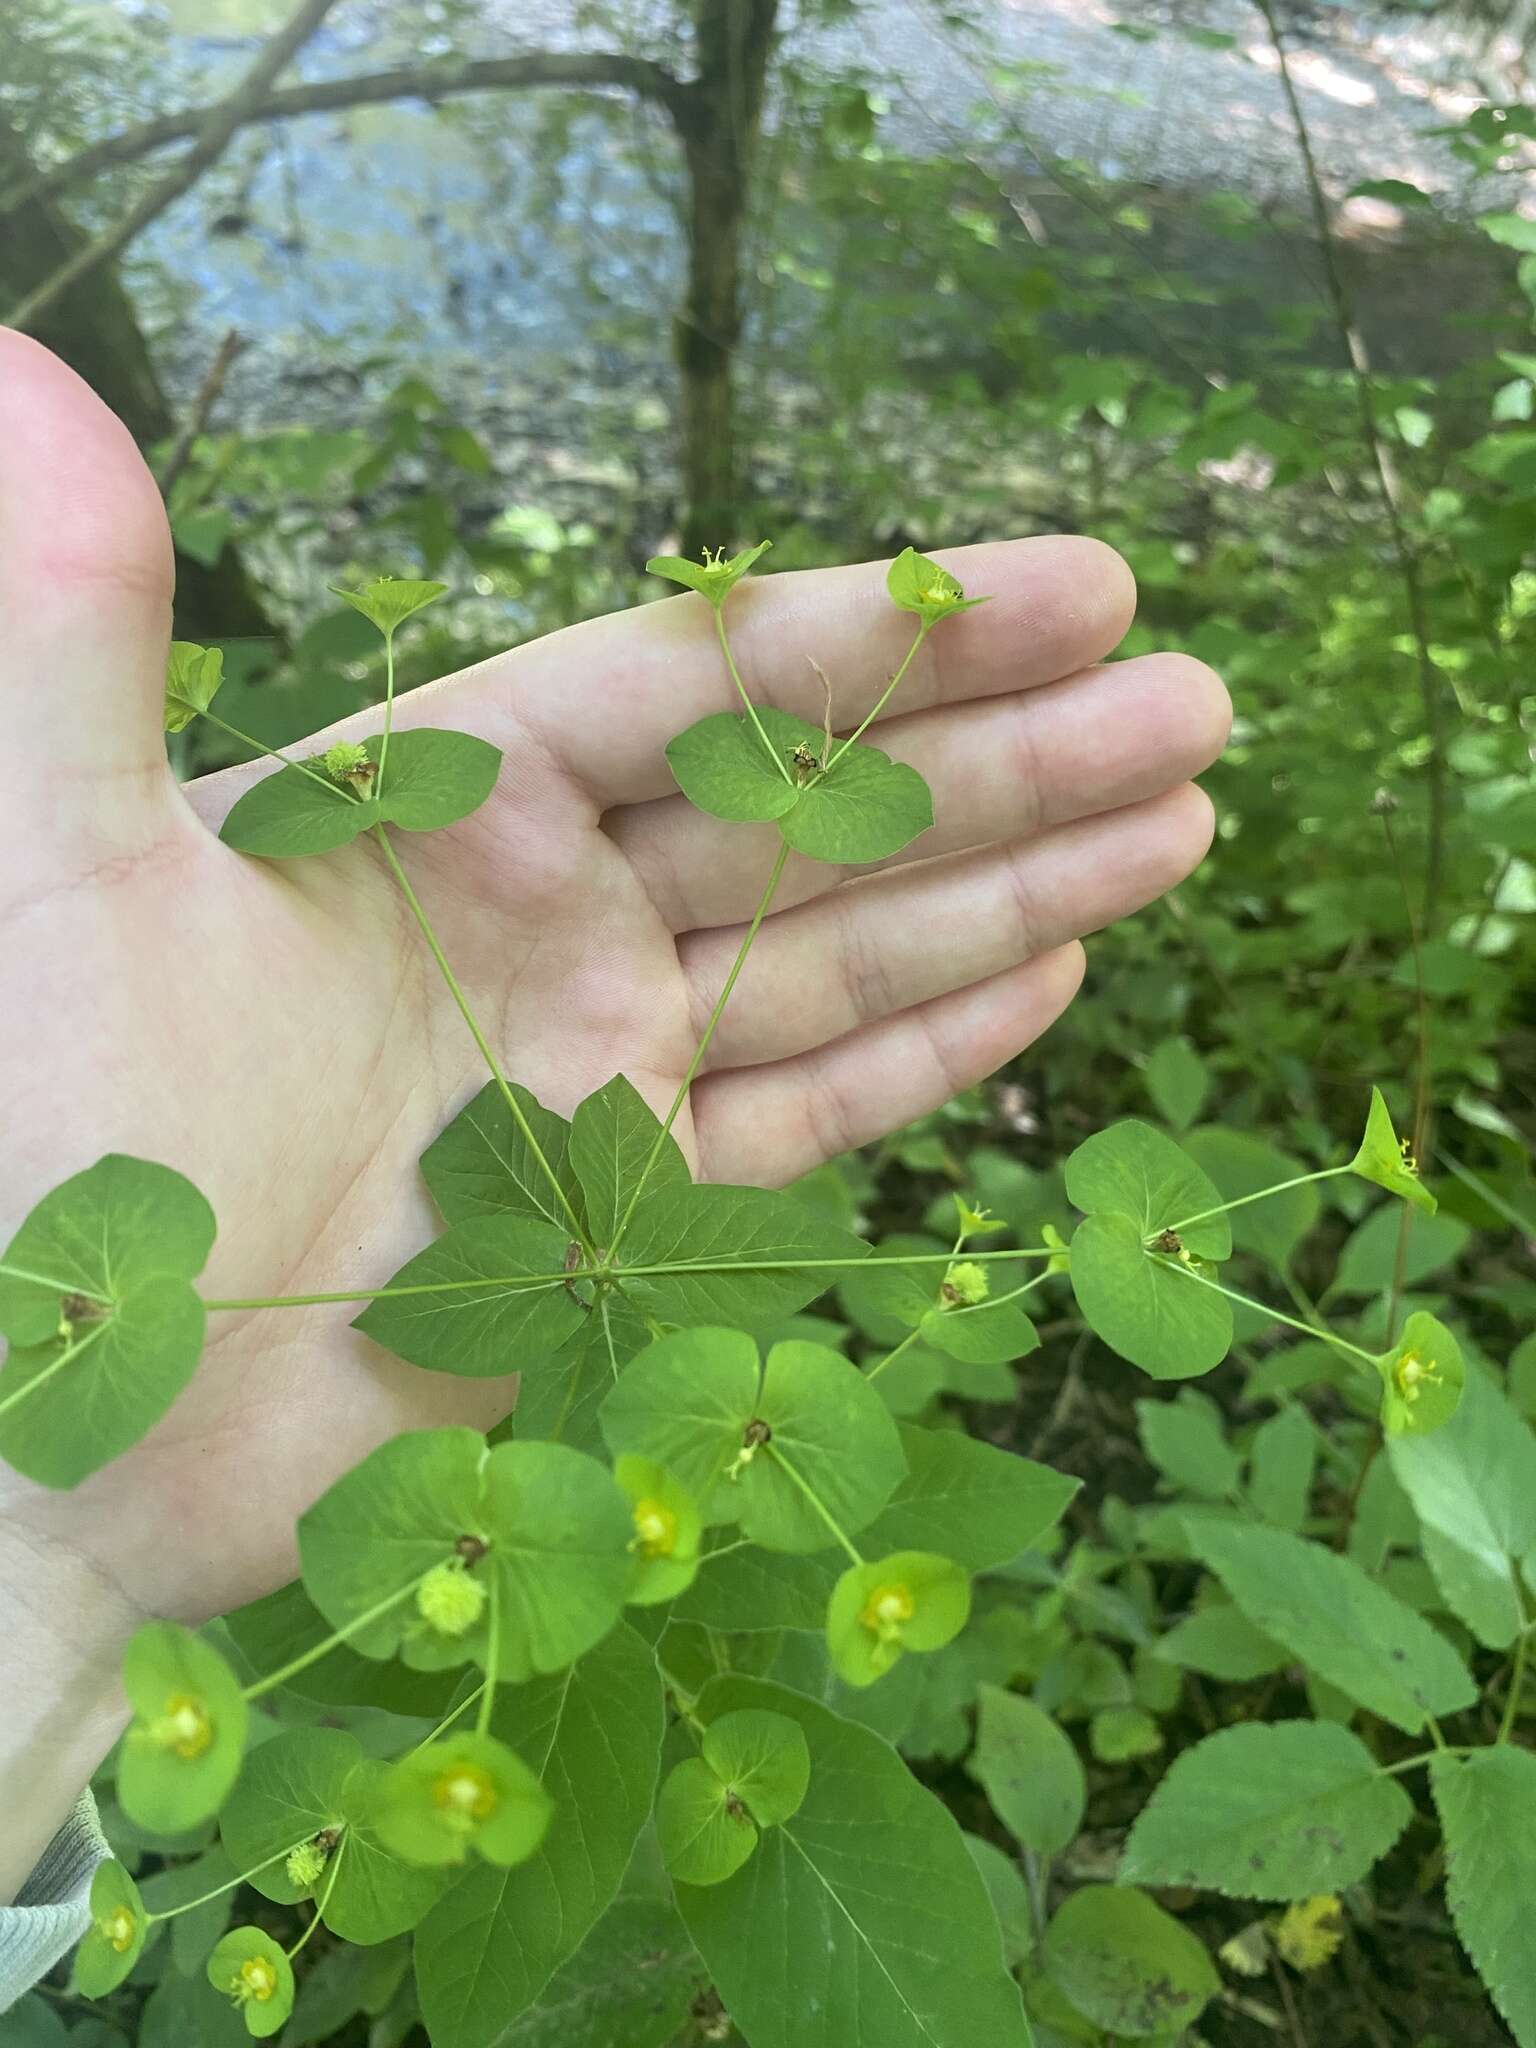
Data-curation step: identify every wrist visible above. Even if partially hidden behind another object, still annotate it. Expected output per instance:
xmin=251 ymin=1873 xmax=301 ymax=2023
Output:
xmin=0 ymin=1515 xmax=137 ymax=1902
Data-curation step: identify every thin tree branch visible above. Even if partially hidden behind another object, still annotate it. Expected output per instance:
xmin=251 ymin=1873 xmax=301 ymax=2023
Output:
xmin=6 ymin=0 xmax=344 ymax=334
xmin=3 ymin=52 xmax=691 ymax=217
xmin=1256 ymin=0 xmax=1448 ymax=930
xmin=156 ymin=327 xmax=244 ymax=497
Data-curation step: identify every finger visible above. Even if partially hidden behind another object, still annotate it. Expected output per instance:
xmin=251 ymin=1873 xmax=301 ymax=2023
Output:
xmin=0 ymin=329 xmax=176 ymax=826
xmin=488 ymin=535 xmax=1136 ymax=807
xmin=683 ymin=786 xmax=1213 ymax=1072
xmin=616 ymin=651 xmax=1230 ymax=931
xmin=692 ymin=943 xmax=1087 ymax=1187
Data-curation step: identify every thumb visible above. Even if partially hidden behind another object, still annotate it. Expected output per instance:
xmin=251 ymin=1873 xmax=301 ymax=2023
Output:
xmin=0 ymin=327 xmax=176 ymax=832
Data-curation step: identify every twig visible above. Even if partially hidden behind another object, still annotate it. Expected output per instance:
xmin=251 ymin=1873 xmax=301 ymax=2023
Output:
xmin=1 ymin=52 xmax=688 ymax=216
xmin=157 ymin=328 xmax=243 ymax=498
xmin=1256 ymin=0 xmax=1448 ymax=931
xmin=6 ymin=0 xmax=343 ymax=333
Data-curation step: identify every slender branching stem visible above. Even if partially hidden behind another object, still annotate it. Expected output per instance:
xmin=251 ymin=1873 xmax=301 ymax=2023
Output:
xmin=762 ymin=1445 xmax=864 ymax=1566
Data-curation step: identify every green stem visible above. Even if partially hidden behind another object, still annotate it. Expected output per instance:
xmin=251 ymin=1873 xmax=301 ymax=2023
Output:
xmin=144 ymin=1846 xmax=296 ymax=1924
xmin=0 ymin=1262 xmax=109 ymax=1300
xmin=763 ymin=1444 xmax=864 ymax=1566
xmin=865 ymin=1325 xmax=926 ymax=1386
xmin=1380 ymin=1745 xmax=1480 ymax=1778
xmin=609 ymin=840 xmax=792 ymax=1256
xmin=1155 ymin=1257 xmax=1377 ymax=1368
xmin=824 ymin=620 xmax=929 ymax=768
xmin=372 ymin=825 xmax=594 ymax=1258
xmin=196 ymin=708 xmax=352 ymax=800
xmin=1161 ymin=1166 xmax=1349 ymax=1239
xmin=716 ymin=606 xmax=794 ymax=784
xmin=405 ymin=1683 xmax=485 ymax=1757
xmin=476 ymin=1587 xmax=499 ymax=1739
xmin=1498 ymin=1617 xmax=1531 ymax=1744
xmin=242 ymin=1579 xmax=422 ymax=1701
xmin=378 ymin=629 xmax=397 ymax=789
xmin=204 ymin=1278 xmax=568 ymax=1311
xmin=0 ymin=1320 xmax=110 ymax=1421
xmin=287 ymin=1839 xmax=347 ymax=1961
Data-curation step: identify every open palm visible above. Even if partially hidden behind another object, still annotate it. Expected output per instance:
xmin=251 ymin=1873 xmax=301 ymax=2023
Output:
xmin=0 ymin=328 xmax=1228 ymax=1643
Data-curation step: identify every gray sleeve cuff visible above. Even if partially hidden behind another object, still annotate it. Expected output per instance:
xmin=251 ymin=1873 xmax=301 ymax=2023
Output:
xmin=0 ymin=1793 xmax=110 ymax=2013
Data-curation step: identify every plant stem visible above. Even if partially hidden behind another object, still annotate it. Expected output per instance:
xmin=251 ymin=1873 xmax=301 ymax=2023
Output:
xmin=195 ymin=707 xmax=350 ymax=799
xmin=242 ymin=1579 xmax=421 ymax=1700
xmin=0 ymin=1319 xmax=110 ymax=1421
xmin=609 ymin=840 xmax=791 ymax=1255
xmin=145 ymin=1846 xmax=296 ymax=1924
xmin=1163 ymin=1166 xmax=1348 ymax=1238
xmin=287 ymin=1838 xmax=347 ymax=1960
xmin=1498 ymin=1617 xmax=1531 ymax=1743
xmin=405 ymin=1683 xmax=485 ymax=1757
xmin=715 ymin=606 xmax=793 ymax=783
xmin=476 ymin=1587 xmax=499 ymax=1738
xmin=1156 ymin=1257 xmax=1377 ymax=1368
xmin=824 ymin=620 xmax=929 ymax=767
xmin=762 ymin=1445 xmax=864 ymax=1565
xmin=865 ymin=1325 xmax=926 ymax=1385
xmin=372 ymin=825 xmax=594 ymax=1256
xmin=377 ymin=629 xmax=397 ymax=790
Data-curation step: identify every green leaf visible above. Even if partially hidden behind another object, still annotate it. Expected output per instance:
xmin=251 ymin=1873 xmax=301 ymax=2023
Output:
xmin=921 ymin=1292 xmax=1039 ymax=1365
xmin=568 ymin=1074 xmax=690 ymax=1247
xmin=1247 ymin=1406 xmax=1317 ymax=1530
xmin=885 ymin=546 xmax=988 ymax=624
xmin=657 ymin=1755 xmax=761 ymax=1886
xmin=1065 ymin=1121 xmax=1231 ymax=1257
xmin=420 ymin=1079 xmax=579 ymax=1231
xmin=1041 ymin=1885 xmax=1218 ymax=2040
xmin=1153 ymin=1604 xmax=1286 ymax=1682
xmin=826 ymin=1551 xmax=970 ymax=1686
xmin=119 ymin=1623 xmax=249 ymax=1833
xmin=963 ymin=1835 xmax=1035 ymax=1968
xmin=1182 ymin=1516 xmax=1476 ymax=1732
xmin=860 ymin=1423 xmax=1078 ymax=1570
xmin=0 ymin=1154 xmax=215 ymax=1486
xmin=1144 ymin=1037 xmax=1210 ymax=1130
xmin=1136 ymin=1393 xmax=1240 ymax=1499
xmin=1348 ymin=1087 xmax=1436 ymax=1212
xmin=1431 ymin=1746 xmax=1536 ymax=2044
xmin=223 ymin=1580 xmax=460 ymax=1715
xmin=665 ymin=707 xmax=805 ymax=824
xmin=206 ymin=1926 xmax=294 ymax=2038
xmin=1070 ymin=1212 xmax=1232 ymax=1380
xmin=703 ymin=1708 xmax=812 ymax=1827
xmin=672 ymin=1544 xmax=840 ymax=1633
xmin=372 ymin=1731 xmax=552 ymax=1867
xmin=515 ymin=1294 xmax=652 ymax=1454
xmin=1388 ymin=1366 xmax=1536 ymax=1647
xmin=1091 ymin=1706 xmax=1162 ymax=1763
xmin=164 ymin=641 xmax=224 ymax=733
xmin=415 ymin=1624 xmax=666 ymax=2048
xmin=968 ymin=1684 xmax=1084 ymax=1856
xmin=1478 ymin=210 xmax=1536 ymax=253
xmin=492 ymin=1894 xmax=705 ymax=2048
xmin=1373 ymin=1310 xmax=1466 ymax=1437
xmin=779 ymin=738 xmax=934 ymax=864
xmin=615 ymin=1183 xmax=867 ymax=1328
xmin=1181 ymin=1127 xmax=1320 ymax=1267
xmin=219 ymin=1726 xmax=446 ymax=1941
xmin=1334 ymin=1206 xmax=1469 ymax=1297
xmin=352 ymin=1215 xmax=583 ymax=1377
xmin=1123 ymin=1720 xmax=1412 ymax=1901
xmin=372 ymin=727 xmax=502 ymax=830
xmin=219 ymin=729 xmax=500 ymax=857
xmin=73 ymin=1860 xmax=148 ymax=1996
xmin=600 ymin=1326 xmax=760 ymax=1511
xmin=737 ymin=1339 xmax=907 ymax=1552
xmin=647 ymin=540 xmax=771 ymax=604
xmin=614 ymin=1454 xmax=702 ymax=1605
xmin=330 ymin=576 xmax=447 ymax=635
xmin=678 ymin=1675 xmax=1032 ymax=2047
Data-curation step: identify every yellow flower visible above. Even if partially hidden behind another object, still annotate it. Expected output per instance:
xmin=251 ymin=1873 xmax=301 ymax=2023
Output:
xmin=150 ymin=1693 xmax=212 ymax=1760
xmin=416 ymin=1559 xmax=487 ymax=1638
xmin=631 ymin=1497 xmax=678 ymax=1559
xmin=1393 ymin=1346 xmax=1442 ymax=1407
xmin=102 ymin=1905 xmax=137 ymax=1954
xmin=858 ymin=1580 xmax=916 ymax=1643
xmin=433 ymin=1762 xmax=500 ymax=1832
xmin=238 ymin=1955 xmax=279 ymax=2005
xmin=1275 ymin=1894 xmax=1344 ymax=1971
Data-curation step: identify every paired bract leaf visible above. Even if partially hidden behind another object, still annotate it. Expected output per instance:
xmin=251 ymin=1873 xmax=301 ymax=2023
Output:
xmin=330 ymin=576 xmax=447 ymax=636
xmin=1374 ymin=1310 xmax=1465 ymax=1437
xmin=1041 ymin=1884 xmax=1218 ymax=2040
xmin=826 ymin=1550 xmax=970 ymax=1686
xmin=1071 ymin=1211 xmax=1233 ymax=1379
xmin=741 ymin=1338 xmax=908 ymax=1552
xmin=1066 ymin=1121 xmax=1232 ymax=1256
xmin=119 ymin=1622 xmax=249 ymax=1833
xmin=646 ymin=539 xmax=771 ymax=604
xmin=372 ymin=1731 xmax=552 ymax=1868
xmin=1349 ymin=1086 xmax=1436 ymax=1212
xmin=219 ymin=728 xmax=502 ymax=858
xmin=0 ymin=1154 xmax=214 ymax=1487
xmin=660 ymin=1710 xmax=811 ymax=1883
xmin=885 ymin=546 xmax=988 ymax=623
xmin=207 ymin=1927 xmax=294 ymax=2039
xmin=968 ymin=1685 xmax=1085 ymax=1856
xmin=1122 ymin=1721 xmax=1413 ymax=1899
xmin=676 ymin=1675 xmax=1032 ymax=2048
xmin=73 ymin=1860 xmax=148 ymax=1997
xmin=164 ymin=641 xmax=225 ymax=733
xmin=353 ymin=1214 xmax=581 ymax=1378
xmin=657 ymin=1756 xmax=761 ymax=1885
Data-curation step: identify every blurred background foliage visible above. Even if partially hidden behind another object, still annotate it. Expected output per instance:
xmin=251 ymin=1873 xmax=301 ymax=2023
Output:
xmin=2 ymin=0 xmax=1533 ymax=2042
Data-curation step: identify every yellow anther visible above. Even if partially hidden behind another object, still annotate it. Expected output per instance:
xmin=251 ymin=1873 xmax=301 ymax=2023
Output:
xmin=239 ymin=1956 xmax=278 ymax=2004
xmin=1393 ymin=1347 xmax=1441 ymax=1405
xmin=859 ymin=1581 xmax=915 ymax=1643
xmin=102 ymin=1906 xmax=137 ymax=1954
xmin=434 ymin=1764 xmax=499 ymax=1830
xmin=632 ymin=1498 xmax=678 ymax=1559
xmin=152 ymin=1693 xmax=212 ymax=1760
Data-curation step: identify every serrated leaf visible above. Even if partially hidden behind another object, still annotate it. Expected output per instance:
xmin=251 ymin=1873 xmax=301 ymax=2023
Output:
xmin=1182 ymin=1516 xmax=1476 ymax=1732
xmin=969 ymin=1685 xmax=1084 ymax=1856
xmin=1247 ymin=1407 xmax=1316 ymax=1530
xmin=1153 ymin=1604 xmax=1287 ymax=1682
xmin=353 ymin=1214 xmax=582 ymax=1377
xmin=414 ymin=1624 xmax=665 ymax=2048
xmin=568 ymin=1074 xmax=690 ymax=1247
xmin=1388 ymin=1366 xmax=1536 ymax=1647
xmin=677 ymin=1675 xmax=1032 ymax=2048
xmin=1122 ymin=1721 xmax=1412 ymax=1900
xmin=1431 ymin=1746 xmax=1536 ymax=2045
xmin=860 ymin=1423 xmax=1078 ymax=1570
xmin=1070 ymin=1212 xmax=1232 ymax=1380
xmin=1041 ymin=1883 xmax=1218 ymax=2039
xmin=615 ymin=1183 xmax=867 ymax=1328
xmin=420 ymin=1078 xmax=579 ymax=1230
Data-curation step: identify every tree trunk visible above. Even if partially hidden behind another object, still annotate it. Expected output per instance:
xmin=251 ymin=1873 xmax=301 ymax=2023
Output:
xmin=0 ymin=114 xmax=273 ymax=643
xmin=673 ymin=0 xmax=778 ymax=559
